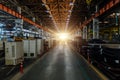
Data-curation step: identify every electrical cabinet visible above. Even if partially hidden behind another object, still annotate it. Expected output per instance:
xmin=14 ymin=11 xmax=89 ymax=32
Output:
xmin=43 ymin=39 xmax=53 ymax=51
xmin=50 ymin=39 xmax=53 ymax=48
xmin=48 ymin=39 xmax=51 ymax=48
xmin=23 ymin=40 xmax=37 ymax=58
xmin=44 ymin=39 xmax=49 ymax=51
xmin=23 ymin=40 xmax=29 ymax=58
xmin=40 ymin=39 xmax=44 ymax=53
xmin=37 ymin=39 xmax=43 ymax=55
xmin=5 ymin=42 xmax=23 ymax=65
xmin=30 ymin=40 xmax=36 ymax=57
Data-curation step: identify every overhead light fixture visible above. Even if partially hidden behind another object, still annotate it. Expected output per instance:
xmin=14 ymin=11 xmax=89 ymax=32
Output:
xmin=67 ymin=18 xmax=69 ymax=20
xmin=42 ymin=3 xmax=45 ymax=6
xmin=104 ymin=21 xmax=109 ymax=23
xmin=99 ymin=21 xmax=109 ymax=24
xmin=46 ymin=10 xmax=49 ymax=13
xmin=49 ymin=15 xmax=52 ymax=17
xmin=56 ymin=33 xmax=70 ymax=41
xmin=69 ymin=2 xmax=74 ymax=6
xmin=116 ymin=13 xmax=120 ymax=16
xmin=68 ymin=10 xmax=72 ymax=13
xmin=68 ymin=15 xmax=70 ymax=18
xmin=66 ymin=21 xmax=69 ymax=23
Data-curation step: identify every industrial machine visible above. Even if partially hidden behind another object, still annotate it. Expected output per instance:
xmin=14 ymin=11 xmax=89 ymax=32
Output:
xmin=37 ymin=39 xmax=44 ymax=56
xmin=0 ymin=41 xmax=5 ymax=66
xmin=24 ymin=39 xmax=44 ymax=58
xmin=24 ymin=39 xmax=37 ymax=58
xmin=29 ymin=40 xmax=37 ymax=58
xmin=5 ymin=41 xmax=24 ymax=65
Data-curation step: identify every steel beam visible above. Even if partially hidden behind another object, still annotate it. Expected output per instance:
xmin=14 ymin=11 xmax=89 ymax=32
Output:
xmin=82 ymin=0 xmax=120 ymax=29
xmin=0 ymin=3 xmax=52 ymax=33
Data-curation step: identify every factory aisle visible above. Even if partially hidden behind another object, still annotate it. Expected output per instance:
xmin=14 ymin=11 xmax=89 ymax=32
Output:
xmin=20 ymin=44 xmax=103 ymax=80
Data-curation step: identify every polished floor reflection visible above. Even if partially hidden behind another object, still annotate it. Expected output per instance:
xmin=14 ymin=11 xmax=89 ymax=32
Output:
xmin=20 ymin=44 xmax=102 ymax=80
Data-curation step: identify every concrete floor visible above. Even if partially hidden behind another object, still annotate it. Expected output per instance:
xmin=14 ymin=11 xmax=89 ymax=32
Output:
xmin=20 ymin=44 xmax=103 ymax=80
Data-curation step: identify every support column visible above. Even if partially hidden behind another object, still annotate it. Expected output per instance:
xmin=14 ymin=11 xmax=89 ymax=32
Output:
xmin=38 ymin=29 xmax=42 ymax=38
xmin=16 ymin=6 xmax=23 ymax=38
xmin=115 ymin=13 xmax=120 ymax=34
xmin=85 ymin=26 xmax=88 ymax=40
xmin=115 ymin=13 xmax=119 ymax=26
xmin=78 ymin=29 xmax=82 ymax=37
xmin=82 ymin=26 xmax=87 ymax=40
xmin=95 ymin=5 xmax=98 ymax=12
xmin=93 ymin=18 xmax=99 ymax=39
xmin=82 ymin=27 xmax=85 ymax=39
xmin=119 ymin=25 xmax=120 ymax=35
xmin=32 ymin=17 xmax=35 ymax=22
xmin=17 ymin=6 xmax=21 ymax=14
xmin=88 ymin=25 xmax=91 ymax=39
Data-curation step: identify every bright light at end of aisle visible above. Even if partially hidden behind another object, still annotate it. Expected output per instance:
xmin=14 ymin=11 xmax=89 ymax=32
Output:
xmin=56 ymin=33 xmax=70 ymax=41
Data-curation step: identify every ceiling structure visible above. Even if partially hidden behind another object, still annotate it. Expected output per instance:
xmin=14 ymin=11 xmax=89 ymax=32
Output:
xmin=16 ymin=0 xmax=76 ymax=32
xmin=42 ymin=0 xmax=75 ymax=32
xmin=0 ymin=0 xmax=114 ymax=33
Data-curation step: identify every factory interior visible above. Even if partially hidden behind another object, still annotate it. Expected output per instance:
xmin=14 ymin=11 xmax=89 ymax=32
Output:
xmin=0 ymin=0 xmax=120 ymax=80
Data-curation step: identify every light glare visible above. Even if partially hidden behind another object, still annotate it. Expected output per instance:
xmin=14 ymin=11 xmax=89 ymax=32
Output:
xmin=57 ymin=33 xmax=69 ymax=41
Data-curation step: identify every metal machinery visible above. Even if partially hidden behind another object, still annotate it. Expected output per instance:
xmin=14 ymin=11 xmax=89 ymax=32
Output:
xmin=43 ymin=39 xmax=48 ymax=52
xmin=47 ymin=39 xmax=53 ymax=49
xmin=0 ymin=41 xmax=4 ymax=57
xmin=0 ymin=41 xmax=5 ymax=66
xmin=23 ymin=38 xmax=54 ymax=58
xmin=23 ymin=39 xmax=44 ymax=58
xmin=23 ymin=30 xmax=51 ymax=58
xmin=49 ymin=39 xmax=54 ymax=48
xmin=42 ymin=39 xmax=51 ymax=52
xmin=5 ymin=42 xmax=23 ymax=65
xmin=37 ymin=39 xmax=44 ymax=56
xmin=85 ymin=43 xmax=120 ymax=79
xmin=24 ymin=40 xmax=37 ymax=58
xmin=73 ymin=36 xmax=82 ymax=52
xmin=29 ymin=40 xmax=37 ymax=58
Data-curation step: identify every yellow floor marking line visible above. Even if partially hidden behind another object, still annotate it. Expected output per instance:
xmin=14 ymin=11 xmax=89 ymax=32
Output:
xmin=71 ymin=46 xmax=109 ymax=80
